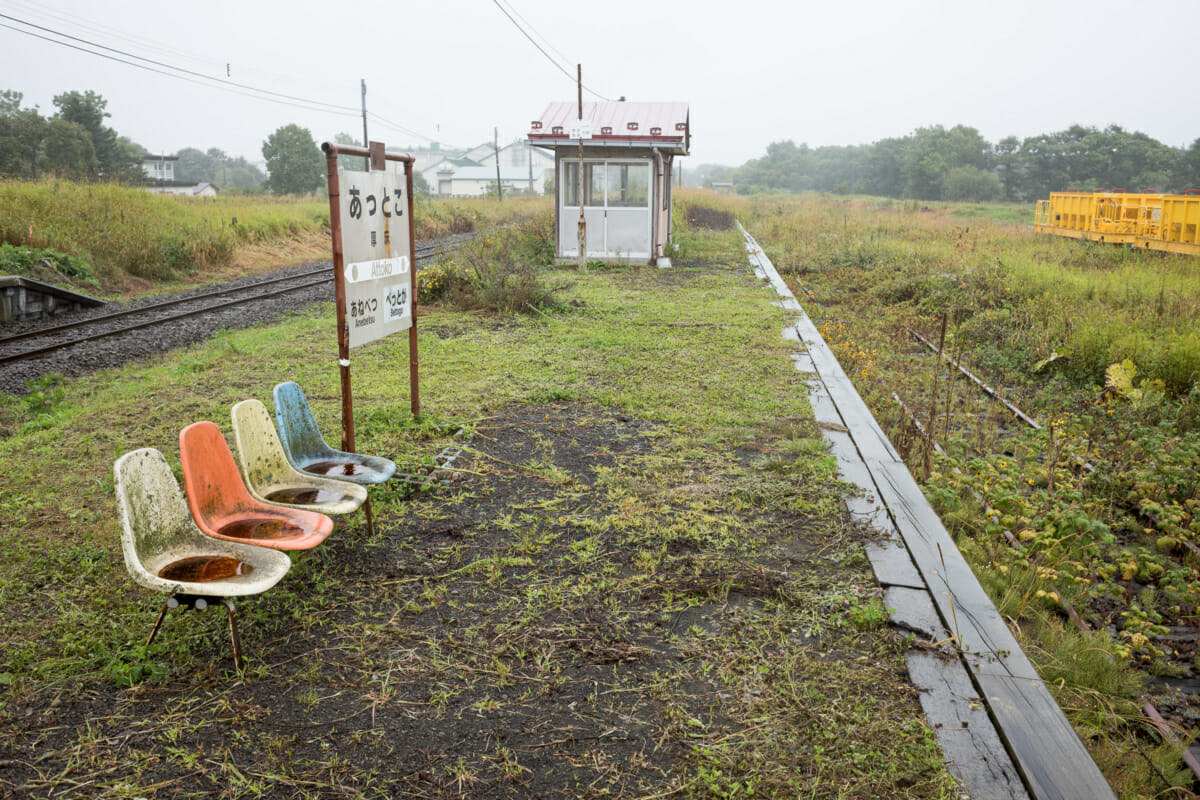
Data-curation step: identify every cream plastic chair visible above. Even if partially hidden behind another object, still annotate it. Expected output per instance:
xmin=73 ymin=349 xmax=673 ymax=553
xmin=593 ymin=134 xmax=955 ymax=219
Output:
xmin=230 ymin=399 xmax=368 ymax=516
xmin=113 ymin=447 xmax=292 ymax=669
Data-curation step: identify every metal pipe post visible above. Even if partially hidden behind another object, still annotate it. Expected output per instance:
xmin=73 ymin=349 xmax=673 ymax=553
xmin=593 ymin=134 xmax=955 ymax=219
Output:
xmin=406 ymin=159 xmax=420 ymax=417
xmin=324 ymin=147 xmax=356 ymax=453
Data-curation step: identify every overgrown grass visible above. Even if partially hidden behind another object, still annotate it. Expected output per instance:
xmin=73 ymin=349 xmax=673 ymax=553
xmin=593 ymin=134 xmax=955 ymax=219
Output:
xmin=0 ymin=203 xmax=958 ymax=797
xmin=0 ymin=243 xmax=98 ymax=288
xmin=0 ymin=177 xmax=550 ymax=294
xmin=418 ymin=211 xmax=560 ymax=312
xmin=731 ymin=190 xmax=1200 ymax=796
xmin=740 ymin=192 xmax=1200 ymax=393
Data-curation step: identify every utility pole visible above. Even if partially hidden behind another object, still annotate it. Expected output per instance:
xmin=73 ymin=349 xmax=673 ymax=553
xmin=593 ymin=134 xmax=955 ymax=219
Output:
xmin=494 ymin=127 xmax=503 ymax=202
xmin=577 ymin=64 xmax=586 ymax=269
xmin=360 ymin=79 xmax=369 ymax=146
xmin=361 ymin=79 xmax=370 ymax=169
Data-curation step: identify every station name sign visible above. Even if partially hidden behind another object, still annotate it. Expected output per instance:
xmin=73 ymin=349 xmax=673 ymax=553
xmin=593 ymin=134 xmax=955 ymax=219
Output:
xmin=338 ymin=169 xmax=412 ymax=348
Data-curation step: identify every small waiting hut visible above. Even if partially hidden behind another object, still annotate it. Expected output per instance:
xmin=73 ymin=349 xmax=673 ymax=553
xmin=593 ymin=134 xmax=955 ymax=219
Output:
xmin=528 ymin=101 xmax=689 ymax=265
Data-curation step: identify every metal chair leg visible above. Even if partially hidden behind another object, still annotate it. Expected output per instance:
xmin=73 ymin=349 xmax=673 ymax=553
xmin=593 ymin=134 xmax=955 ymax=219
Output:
xmin=146 ymin=597 xmax=172 ymax=648
xmin=147 ymin=595 xmax=244 ymax=671
xmin=219 ymin=598 xmax=244 ymax=671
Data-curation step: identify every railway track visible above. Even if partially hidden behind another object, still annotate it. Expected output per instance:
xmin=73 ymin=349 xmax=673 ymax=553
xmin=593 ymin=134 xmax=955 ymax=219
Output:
xmin=0 ymin=237 xmax=461 ymax=395
xmin=1 ymin=239 xmax=452 ymax=367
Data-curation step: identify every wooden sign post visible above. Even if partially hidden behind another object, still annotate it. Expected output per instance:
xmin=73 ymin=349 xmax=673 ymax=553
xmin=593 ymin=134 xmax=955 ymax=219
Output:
xmin=322 ymin=140 xmax=419 ymax=453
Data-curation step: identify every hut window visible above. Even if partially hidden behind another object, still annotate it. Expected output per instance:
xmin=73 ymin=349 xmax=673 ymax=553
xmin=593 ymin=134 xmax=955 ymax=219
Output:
xmin=606 ymin=163 xmax=649 ymax=207
xmin=561 ymin=161 xmax=603 ymax=207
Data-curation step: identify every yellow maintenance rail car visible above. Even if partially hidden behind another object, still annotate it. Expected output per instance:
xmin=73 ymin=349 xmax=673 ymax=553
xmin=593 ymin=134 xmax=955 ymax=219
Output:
xmin=1034 ymin=190 xmax=1200 ymax=255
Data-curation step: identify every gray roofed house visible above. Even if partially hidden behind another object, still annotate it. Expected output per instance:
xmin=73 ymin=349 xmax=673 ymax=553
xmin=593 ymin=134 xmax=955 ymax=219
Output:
xmin=437 ymin=165 xmax=544 ymax=197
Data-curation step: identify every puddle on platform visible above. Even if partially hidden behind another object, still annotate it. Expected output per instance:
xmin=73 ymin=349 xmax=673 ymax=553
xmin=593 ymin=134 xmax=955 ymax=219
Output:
xmin=218 ymin=518 xmax=305 ymax=540
xmin=303 ymin=460 xmax=367 ymax=478
xmin=266 ymin=486 xmax=346 ymax=505
xmin=159 ymin=555 xmax=254 ymax=581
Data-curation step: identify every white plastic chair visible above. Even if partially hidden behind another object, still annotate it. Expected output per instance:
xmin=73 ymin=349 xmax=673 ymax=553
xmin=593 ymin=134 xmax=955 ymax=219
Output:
xmin=114 ymin=447 xmax=291 ymax=669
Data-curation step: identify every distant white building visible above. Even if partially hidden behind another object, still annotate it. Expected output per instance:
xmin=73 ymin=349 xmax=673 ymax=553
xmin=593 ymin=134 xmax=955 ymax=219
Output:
xmin=418 ymin=156 xmax=482 ymax=196
xmin=146 ymin=182 xmax=219 ymax=198
xmin=141 ymin=154 xmax=178 ymax=183
xmin=139 ymin=154 xmax=218 ymax=197
xmin=472 ymin=139 xmax=554 ymax=192
xmin=419 ymin=140 xmax=553 ymax=197
xmin=437 ymin=166 xmax=542 ymax=197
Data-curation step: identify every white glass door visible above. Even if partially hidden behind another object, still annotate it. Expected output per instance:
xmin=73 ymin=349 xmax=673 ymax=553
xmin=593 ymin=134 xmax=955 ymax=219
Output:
xmin=559 ymin=160 xmax=651 ymax=259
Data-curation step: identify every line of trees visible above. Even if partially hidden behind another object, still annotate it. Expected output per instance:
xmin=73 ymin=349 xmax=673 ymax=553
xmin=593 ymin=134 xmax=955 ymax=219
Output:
xmin=0 ymin=89 xmax=143 ymax=181
xmin=0 ymin=88 xmax=319 ymax=193
xmin=173 ymin=147 xmax=265 ymax=190
xmin=0 ymin=88 xmax=269 ymax=189
xmin=727 ymin=124 xmax=1200 ymax=202
xmin=0 ymin=87 xmax=425 ymax=196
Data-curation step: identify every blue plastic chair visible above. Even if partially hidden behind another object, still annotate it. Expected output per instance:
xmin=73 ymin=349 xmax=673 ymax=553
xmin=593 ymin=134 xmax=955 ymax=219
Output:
xmin=272 ymin=381 xmax=397 ymax=486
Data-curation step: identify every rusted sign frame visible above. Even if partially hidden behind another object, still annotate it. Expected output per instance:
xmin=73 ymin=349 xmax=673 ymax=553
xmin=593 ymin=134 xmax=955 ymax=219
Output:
xmin=321 ymin=140 xmax=419 ymax=453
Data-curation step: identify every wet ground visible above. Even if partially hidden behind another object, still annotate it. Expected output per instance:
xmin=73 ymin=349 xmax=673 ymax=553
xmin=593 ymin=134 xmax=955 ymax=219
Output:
xmin=0 ymin=401 xmax=949 ymax=798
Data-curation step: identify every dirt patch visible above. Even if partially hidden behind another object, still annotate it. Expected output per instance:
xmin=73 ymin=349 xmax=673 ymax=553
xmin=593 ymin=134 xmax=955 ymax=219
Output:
xmin=683 ymin=205 xmax=736 ymax=231
xmin=0 ymin=402 xmax=948 ymax=798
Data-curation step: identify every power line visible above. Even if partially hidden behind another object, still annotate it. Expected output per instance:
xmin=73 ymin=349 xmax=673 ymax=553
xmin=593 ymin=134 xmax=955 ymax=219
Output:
xmin=0 ymin=13 xmax=359 ymax=114
xmin=496 ymin=0 xmax=573 ymax=69
xmin=491 ymin=0 xmax=612 ymax=101
xmin=367 ymin=112 xmax=438 ymax=146
xmin=0 ymin=21 xmax=362 ymax=124
xmin=0 ymin=0 xmax=216 ymax=72
xmin=1 ymin=0 xmax=355 ymax=101
xmin=1 ymin=8 xmax=494 ymax=153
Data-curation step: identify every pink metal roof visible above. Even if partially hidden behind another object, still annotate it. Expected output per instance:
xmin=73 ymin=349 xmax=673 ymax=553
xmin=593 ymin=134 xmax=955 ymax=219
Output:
xmin=529 ymin=101 xmax=689 ymax=154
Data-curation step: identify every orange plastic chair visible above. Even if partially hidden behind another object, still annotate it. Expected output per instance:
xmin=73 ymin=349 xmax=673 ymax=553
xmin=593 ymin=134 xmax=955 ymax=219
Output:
xmin=179 ymin=421 xmax=334 ymax=551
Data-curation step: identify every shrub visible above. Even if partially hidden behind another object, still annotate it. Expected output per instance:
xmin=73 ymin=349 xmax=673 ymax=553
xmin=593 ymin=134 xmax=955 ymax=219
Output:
xmin=444 ymin=224 xmax=562 ymax=314
xmin=0 ymin=243 xmax=97 ymax=286
xmin=417 ymin=260 xmax=471 ymax=304
xmin=515 ymin=211 xmax=556 ymax=265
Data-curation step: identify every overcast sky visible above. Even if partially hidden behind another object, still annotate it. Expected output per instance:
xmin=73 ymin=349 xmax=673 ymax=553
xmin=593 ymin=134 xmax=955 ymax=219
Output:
xmin=2 ymin=0 xmax=1198 ymax=169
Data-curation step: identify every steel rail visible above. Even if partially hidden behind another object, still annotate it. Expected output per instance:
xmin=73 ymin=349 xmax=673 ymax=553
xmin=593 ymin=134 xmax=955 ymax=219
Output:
xmin=0 ymin=266 xmax=331 ymax=347
xmin=897 ymin=331 xmax=1198 ymax=558
xmin=0 ymin=240 xmax=446 ymax=348
xmin=0 ymin=275 xmax=332 ymax=366
xmin=0 ymin=240 xmax=454 ymax=367
xmin=906 ymin=325 xmax=1044 ymax=430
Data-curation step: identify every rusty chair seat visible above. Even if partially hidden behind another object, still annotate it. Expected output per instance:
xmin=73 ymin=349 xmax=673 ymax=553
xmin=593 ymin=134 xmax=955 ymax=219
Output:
xmin=180 ymin=421 xmax=334 ymax=551
xmin=272 ymin=381 xmax=396 ymax=485
xmin=231 ymin=399 xmax=368 ymax=516
xmin=114 ymin=447 xmax=292 ymax=669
